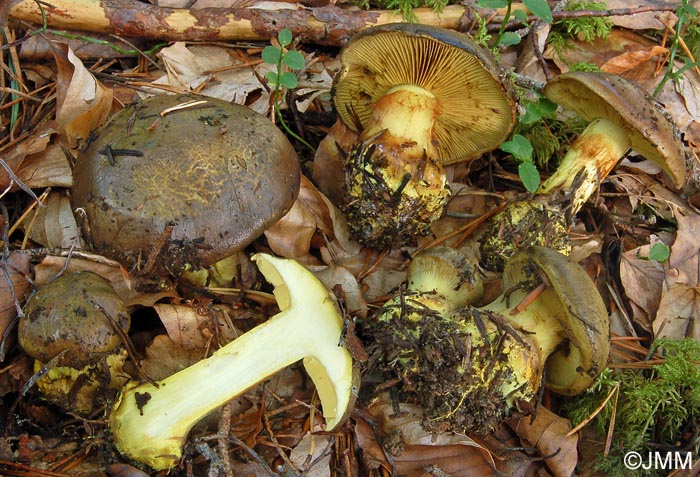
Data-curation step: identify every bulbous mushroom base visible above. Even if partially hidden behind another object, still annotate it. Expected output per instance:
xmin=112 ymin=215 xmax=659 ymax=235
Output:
xmin=369 ymin=293 xmax=539 ymax=433
xmin=342 ymin=135 xmax=449 ymax=249
xmin=477 ymin=199 xmax=570 ymax=272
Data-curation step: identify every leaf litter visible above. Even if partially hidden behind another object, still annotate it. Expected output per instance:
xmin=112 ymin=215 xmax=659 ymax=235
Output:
xmin=2 ymin=1 xmax=700 ymax=476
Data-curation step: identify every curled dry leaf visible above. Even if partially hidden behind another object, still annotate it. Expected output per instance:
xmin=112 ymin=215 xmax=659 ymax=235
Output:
xmin=152 ymin=42 xmax=273 ymax=113
xmin=14 ymin=143 xmax=72 ymax=189
xmin=0 ymin=125 xmax=57 ymax=190
xmin=653 ymin=283 xmax=700 ymax=341
xmin=508 ymin=407 xmax=578 ymax=477
xmin=152 ymin=303 xmax=238 ymax=349
xmin=289 ymin=431 xmax=332 ymax=477
xmin=619 ymin=245 xmax=665 ymax=331
xmin=669 ymin=210 xmax=700 ymax=287
xmin=0 ymin=252 xmax=31 ymax=343
xmin=24 ymin=191 xmax=81 ymax=249
xmin=51 ymin=42 xmax=113 ymax=148
xmin=356 ymin=397 xmax=532 ymax=477
xmin=600 ymin=45 xmax=668 ymax=75
xmin=33 ymin=255 xmax=176 ymax=306
xmin=264 ymin=176 xmax=334 ymax=265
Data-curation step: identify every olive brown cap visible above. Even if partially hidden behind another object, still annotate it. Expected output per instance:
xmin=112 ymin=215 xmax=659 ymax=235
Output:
xmin=72 ymin=94 xmax=300 ymax=274
xmin=543 ymin=72 xmax=687 ymax=188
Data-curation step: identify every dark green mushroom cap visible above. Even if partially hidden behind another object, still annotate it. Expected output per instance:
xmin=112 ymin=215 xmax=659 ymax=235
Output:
xmin=18 ymin=271 xmax=130 ymax=368
xmin=72 ymin=94 xmax=300 ymax=275
xmin=333 ymin=23 xmax=516 ymax=164
xmin=543 ymin=72 xmax=687 ymax=188
xmin=503 ymin=246 xmax=610 ymax=395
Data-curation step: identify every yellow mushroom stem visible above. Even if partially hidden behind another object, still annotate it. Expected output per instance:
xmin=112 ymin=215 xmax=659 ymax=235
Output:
xmin=537 ymin=117 xmax=632 ymax=213
xmin=363 ymin=84 xmax=441 ymax=159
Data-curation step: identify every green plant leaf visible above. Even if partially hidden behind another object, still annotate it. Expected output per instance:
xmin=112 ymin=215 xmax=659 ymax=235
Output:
xmin=278 ymin=28 xmax=293 ymax=48
xmin=518 ymin=162 xmax=540 ymax=192
xmin=513 ymin=9 xmax=529 ymax=23
xmin=282 ymin=50 xmax=305 ymax=70
xmin=524 ymin=0 xmax=553 ymax=22
xmin=501 ymin=134 xmax=533 ymax=162
xmin=265 ymin=71 xmax=280 ymax=86
xmin=498 ymin=31 xmax=522 ymax=46
xmin=648 ymin=242 xmax=670 ymax=263
xmin=477 ymin=0 xmax=508 ymax=7
xmin=262 ymin=45 xmax=282 ymax=65
xmin=280 ymin=71 xmax=298 ymax=89
xmin=520 ymin=97 xmax=557 ymax=124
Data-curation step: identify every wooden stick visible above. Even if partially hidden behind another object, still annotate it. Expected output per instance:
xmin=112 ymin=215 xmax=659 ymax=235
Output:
xmin=8 ymin=0 xmax=469 ymax=46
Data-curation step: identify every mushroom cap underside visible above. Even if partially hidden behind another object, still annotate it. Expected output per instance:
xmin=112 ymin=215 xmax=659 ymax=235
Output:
xmin=333 ymin=23 xmax=516 ymax=165
xmin=72 ymin=94 xmax=300 ymax=273
xmin=543 ymin=72 xmax=687 ymax=188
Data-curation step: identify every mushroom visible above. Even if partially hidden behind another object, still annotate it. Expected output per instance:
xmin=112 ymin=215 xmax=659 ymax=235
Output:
xmin=331 ymin=23 xmax=516 ymax=248
xmin=72 ymin=94 xmax=300 ymax=276
xmin=18 ymin=272 xmax=131 ymax=414
xmin=371 ymin=246 xmax=609 ymax=432
xmin=109 ymin=253 xmax=356 ymax=470
xmin=477 ymin=72 xmax=687 ymax=270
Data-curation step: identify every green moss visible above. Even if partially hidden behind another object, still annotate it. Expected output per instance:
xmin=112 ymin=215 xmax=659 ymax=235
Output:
xmin=548 ymin=1 xmax=613 ymax=52
xmin=564 ymin=338 xmax=700 ymax=477
xmin=351 ymin=0 xmax=450 ymax=21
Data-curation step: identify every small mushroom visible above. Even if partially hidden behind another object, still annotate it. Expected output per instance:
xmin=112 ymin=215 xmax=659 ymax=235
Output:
xmin=110 ymin=253 xmax=356 ymax=470
xmin=477 ymin=72 xmax=688 ymax=270
xmin=72 ymin=94 xmax=300 ymax=275
xmin=332 ymin=23 xmax=516 ymax=248
xmin=18 ymin=272 xmax=130 ymax=414
xmin=541 ymin=72 xmax=687 ymax=201
xmin=371 ymin=246 xmax=609 ymax=432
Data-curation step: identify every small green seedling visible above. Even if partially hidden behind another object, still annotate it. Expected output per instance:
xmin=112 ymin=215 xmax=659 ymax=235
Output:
xmin=477 ymin=0 xmax=553 ymax=49
xmin=261 ymin=29 xmax=315 ymax=152
xmin=645 ymin=242 xmax=671 ymax=263
xmin=501 ymin=133 xmax=540 ymax=193
xmin=262 ymin=29 xmax=306 ymax=90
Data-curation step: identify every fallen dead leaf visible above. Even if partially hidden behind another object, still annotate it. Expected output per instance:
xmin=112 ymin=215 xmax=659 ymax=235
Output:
xmin=0 ymin=252 xmax=30 ymax=350
xmin=669 ymin=209 xmax=700 ymax=287
xmin=619 ymin=244 xmax=665 ymax=331
xmin=23 ymin=191 xmax=81 ymax=249
xmin=508 ymin=407 xmax=578 ymax=477
xmin=600 ymin=45 xmax=668 ymax=75
xmin=153 ymin=303 xmax=239 ymax=349
xmin=652 ymin=283 xmax=700 ymax=341
xmin=51 ymin=42 xmax=114 ymax=148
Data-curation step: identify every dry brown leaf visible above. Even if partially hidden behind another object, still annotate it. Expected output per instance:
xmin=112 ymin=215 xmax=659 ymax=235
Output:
xmin=289 ymin=431 xmax=332 ymax=477
xmin=509 ymin=408 xmax=578 ymax=477
xmin=33 ymin=255 xmax=177 ymax=307
xmin=139 ymin=334 xmax=208 ymax=381
xmin=264 ymin=176 xmax=334 ymax=265
xmin=619 ymin=245 xmax=665 ymax=331
xmin=669 ymin=210 xmax=700 ymax=287
xmin=0 ymin=252 xmax=31 ymax=345
xmin=652 ymin=283 xmax=700 ymax=341
xmin=605 ymin=0 xmax=677 ymax=30
xmin=0 ymin=125 xmax=56 ymax=190
xmin=153 ymin=303 xmax=239 ymax=349
xmin=600 ymin=45 xmax=668 ymax=75
xmin=152 ymin=42 xmax=273 ymax=113
xmin=51 ymin=42 xmax=113 ymax=148
xmin=313 ymin=265 xmax=367 ymax=319
xmin=24 ymin=191 xmax=81 ymax=249
xmin=312 ymin=120 xmax=359 ymax=205
xmin=15 ymin=143 xmax=72 ymax=189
